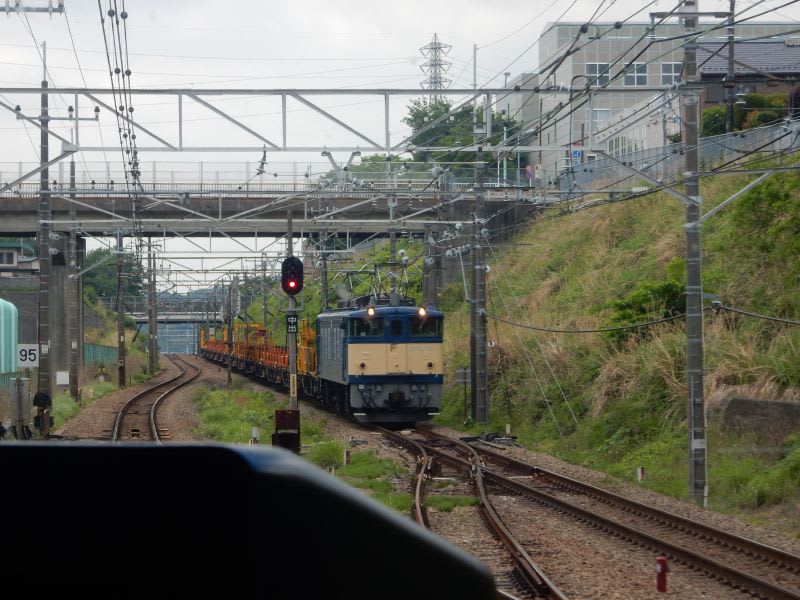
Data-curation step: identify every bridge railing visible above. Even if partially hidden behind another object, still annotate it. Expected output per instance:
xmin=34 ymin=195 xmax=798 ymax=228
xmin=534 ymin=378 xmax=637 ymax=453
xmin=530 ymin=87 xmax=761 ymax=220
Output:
xmin=0 ymin=159 xmax=530 ymax=198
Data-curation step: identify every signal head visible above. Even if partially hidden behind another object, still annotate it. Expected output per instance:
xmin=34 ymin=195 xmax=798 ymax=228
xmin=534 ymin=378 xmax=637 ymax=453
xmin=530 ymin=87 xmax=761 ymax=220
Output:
xmin=281 ymin=256 xmax=304 ymax=296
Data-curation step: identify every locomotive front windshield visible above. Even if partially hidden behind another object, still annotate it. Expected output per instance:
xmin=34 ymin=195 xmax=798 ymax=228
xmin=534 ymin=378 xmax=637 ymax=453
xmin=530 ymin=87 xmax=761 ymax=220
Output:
xmin=410 ymin=315 xmax=443 ymax=337
xmin=349 ymin=317 xmax=385 ymax=337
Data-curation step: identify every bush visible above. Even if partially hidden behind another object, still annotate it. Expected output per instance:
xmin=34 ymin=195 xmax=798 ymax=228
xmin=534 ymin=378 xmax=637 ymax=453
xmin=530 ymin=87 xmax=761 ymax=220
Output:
xmin=305 ymin=441 xmax=344 ymax=470
xmin=701 ymin=106 xmax=726 ymax=137
xmin=603 ymin=279 xmax=685 ymax=344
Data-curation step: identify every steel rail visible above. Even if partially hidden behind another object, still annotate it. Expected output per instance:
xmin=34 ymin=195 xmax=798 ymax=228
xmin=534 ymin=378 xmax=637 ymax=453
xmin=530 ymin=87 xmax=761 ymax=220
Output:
xmin=110 ymin=354 xmax=187 ymax=442
xmin=416 ymin=431 xmax=800 ymax=600
xmin=466 ymin=439 xmax=800 ymax=575
xmin=376 ymin=428 xmax=431 ymax=528
xmin=150 ymin=355 xmax=202 ymax=443
xmin=384 ymin=429 xmax=568 ymax=600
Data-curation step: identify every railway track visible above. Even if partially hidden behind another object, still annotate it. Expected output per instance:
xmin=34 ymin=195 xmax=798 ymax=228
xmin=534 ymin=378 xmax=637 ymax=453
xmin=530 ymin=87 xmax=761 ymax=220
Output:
xmin=110 ymin=354 xmax=200 ymax=443
xmin=409 ymin=428 xmax=800 ymax=600
xmin=380 ymin=427 xmax=568 ymax=600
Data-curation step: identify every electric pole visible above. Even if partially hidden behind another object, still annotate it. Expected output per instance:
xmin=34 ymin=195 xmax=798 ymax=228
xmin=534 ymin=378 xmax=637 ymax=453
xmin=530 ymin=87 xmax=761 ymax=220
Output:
xmin=116 ymin=230 xmax=126 ymax=388
xmin=682 ymin=0 xmax=708 ymax=507
xmin=726 ymin=0 xmax=736 ymax=133
xmin=226 ymin=278 xmax=233 ymax=387
xmin=471 ymin=104 xmax=488 ymax=425
xmin=68 ymin=145 xmax=79 ymax=401
xmin=147 ymin=237 xmax=158 ymax=375
xmin=320 ymin=230 xmax=329 ymax=309
xmin=35 ymin=42 xmax=52 ymax=436
xmin=389 ymin=194 xmax=397 ymax=302
xmin=262 ymin=257 xmax=268 ymax=326
xmin=422 ymin=224 xmax=434 ymax=306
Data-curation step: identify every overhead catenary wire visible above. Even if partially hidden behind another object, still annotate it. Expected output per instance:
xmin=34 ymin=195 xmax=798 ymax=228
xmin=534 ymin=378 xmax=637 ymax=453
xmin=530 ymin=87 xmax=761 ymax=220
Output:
xmin=486 ymin=311 xmax=692 ymax=334
xmin=712 ymin=303 xmax=800 ymax=325
xmin=426 ymin=0 xmax=798 ymax=186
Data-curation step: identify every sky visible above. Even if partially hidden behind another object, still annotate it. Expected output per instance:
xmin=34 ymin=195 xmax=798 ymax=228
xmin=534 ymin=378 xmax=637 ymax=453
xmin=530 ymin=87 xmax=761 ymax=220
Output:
xmin=1 ymin=0 xmax=799 ymax=290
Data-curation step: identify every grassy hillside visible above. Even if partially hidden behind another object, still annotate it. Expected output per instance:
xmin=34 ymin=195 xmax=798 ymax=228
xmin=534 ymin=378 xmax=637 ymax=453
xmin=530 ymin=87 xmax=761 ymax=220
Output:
xmin=436 ymin=165 xmax=800 ymax=536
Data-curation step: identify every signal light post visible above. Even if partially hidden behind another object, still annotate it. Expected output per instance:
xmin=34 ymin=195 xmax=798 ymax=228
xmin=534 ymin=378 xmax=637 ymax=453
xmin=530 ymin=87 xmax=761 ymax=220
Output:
xmin=273 ymin=212 xmax=302 ymax=453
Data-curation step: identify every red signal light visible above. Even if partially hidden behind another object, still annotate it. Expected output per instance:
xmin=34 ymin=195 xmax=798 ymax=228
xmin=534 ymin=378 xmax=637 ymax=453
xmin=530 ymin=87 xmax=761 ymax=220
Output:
xmin=281 ymin=256 xmax=304 ymax=296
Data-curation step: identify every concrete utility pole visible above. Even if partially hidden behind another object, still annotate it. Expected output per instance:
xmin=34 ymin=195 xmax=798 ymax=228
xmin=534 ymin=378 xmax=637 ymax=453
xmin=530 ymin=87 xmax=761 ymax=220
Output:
xmin=226 ymin=278 xmax=233 ymax=387
xmin=116 ymin=231 xmax=126 ymax=388
xmin=681 ymin=0 xmax=708 ymax=507
xmin=388 ymin=194 xmax=397 ymax=298
xmin=147 ymin=238 xmax=158 ymax=375
xmin=36 ymin=43 xmax=52 ymax=436
xmin=320 ymin=230 xmax=329 ymax=309
xmin=726 ymin=0 xmax=736 ymax=133
xmin=422 ymin=224 xmax=434 ymax=306
xmin=471 ymin=103 xmax=489 ymax=425
xmin=262 ymin=258 xmax=269 ymax=326
xmin=68 ymin=154 xmax=79 ymax=401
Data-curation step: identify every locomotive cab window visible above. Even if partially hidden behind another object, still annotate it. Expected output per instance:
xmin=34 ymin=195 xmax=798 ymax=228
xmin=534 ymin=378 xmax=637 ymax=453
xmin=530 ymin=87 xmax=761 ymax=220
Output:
xmin=349 ymin=317 xmax=384 ymax=337
xmin=410 ymin=315 xmax=443 ymax=337
xmin=390 ymin=319 xmax=403 ymax=337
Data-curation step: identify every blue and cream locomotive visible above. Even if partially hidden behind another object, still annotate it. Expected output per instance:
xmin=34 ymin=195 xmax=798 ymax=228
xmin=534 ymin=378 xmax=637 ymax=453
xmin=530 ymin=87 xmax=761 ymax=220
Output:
xmin=315 ymin=294 xmax=443 ymax=424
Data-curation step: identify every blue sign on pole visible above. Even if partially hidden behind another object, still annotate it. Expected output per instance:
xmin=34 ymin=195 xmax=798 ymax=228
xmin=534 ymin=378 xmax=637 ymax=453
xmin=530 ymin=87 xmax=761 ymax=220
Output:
xmin=572 ymin=149 xmax=582 ymax=159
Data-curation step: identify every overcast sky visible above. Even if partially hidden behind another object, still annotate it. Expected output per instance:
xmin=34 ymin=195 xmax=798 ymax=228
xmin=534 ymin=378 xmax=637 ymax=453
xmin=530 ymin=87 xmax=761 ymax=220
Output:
xmin=1 ymin=0 xmax=798 ymax=289
xmin=4 ymin=1 xmax=797 ymax=163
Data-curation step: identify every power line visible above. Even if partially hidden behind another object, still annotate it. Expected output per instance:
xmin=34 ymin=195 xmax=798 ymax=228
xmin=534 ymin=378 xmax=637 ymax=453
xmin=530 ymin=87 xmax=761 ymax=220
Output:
xmin=712 ymin=302 xmax=800 ymax=325
xmin=486 ymin=311 xmax=690 ymax=334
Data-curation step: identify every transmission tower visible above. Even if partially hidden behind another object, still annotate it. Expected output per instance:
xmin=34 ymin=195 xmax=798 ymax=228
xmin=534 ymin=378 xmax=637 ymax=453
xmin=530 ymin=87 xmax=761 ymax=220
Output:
xmin=419 ymin=33 xmax=452 ymax=100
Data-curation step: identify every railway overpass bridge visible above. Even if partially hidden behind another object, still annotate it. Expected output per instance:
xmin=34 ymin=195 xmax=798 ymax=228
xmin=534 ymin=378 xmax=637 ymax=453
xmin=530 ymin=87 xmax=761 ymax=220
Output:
xmin=0 ymin=85 xmax=546 ymax=400
xmin=99 ymin=297 xmax=224 ymax=325
xmin=0 ymin=178 xmax=536 ymax=237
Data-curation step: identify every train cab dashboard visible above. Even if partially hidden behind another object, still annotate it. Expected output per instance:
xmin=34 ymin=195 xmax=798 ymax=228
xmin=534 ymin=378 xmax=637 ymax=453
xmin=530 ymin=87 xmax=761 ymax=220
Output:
xmin=2 ymin=442 xmax=496 ymax=599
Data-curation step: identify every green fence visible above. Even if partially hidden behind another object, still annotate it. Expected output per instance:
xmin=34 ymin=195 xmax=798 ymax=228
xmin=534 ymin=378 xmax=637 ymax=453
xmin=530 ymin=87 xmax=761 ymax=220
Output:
xmin=84 ymin=343 xmax=118 ymax=367
xmin=0 ymin=370 xmax=22 ymax=390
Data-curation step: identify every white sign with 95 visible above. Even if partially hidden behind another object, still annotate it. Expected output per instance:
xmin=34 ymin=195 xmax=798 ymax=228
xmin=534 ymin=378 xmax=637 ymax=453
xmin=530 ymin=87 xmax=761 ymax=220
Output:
xmin=17 ymin=344 xmax=39 ymax=368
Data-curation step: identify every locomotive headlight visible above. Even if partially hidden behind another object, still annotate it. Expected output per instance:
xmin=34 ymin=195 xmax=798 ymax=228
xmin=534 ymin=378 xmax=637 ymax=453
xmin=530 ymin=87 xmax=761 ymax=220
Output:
xmin=427 ymin=362 xmax=433 ymax=368
xmin=367 ymin=306 xmax=376 ymax=317
xmin=417 ymin=306 xmax=427 ymax=317
xmin=360 ymin=362 xmax=366 ymax=369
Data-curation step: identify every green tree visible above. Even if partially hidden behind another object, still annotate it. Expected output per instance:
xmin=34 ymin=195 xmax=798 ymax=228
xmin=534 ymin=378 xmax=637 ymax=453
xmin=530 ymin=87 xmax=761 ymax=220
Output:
xmin=402 ymin=97 xmax=474 ymax=165
xmin=701 ymin=106 xmax=726 ymax=137
xmin=83 ymin=248 xmax=145 ymax=301
xmin=733 ymin=93 xmax=786 ymax=130
xmin=402 ymin=97 xmax=522 ymax=180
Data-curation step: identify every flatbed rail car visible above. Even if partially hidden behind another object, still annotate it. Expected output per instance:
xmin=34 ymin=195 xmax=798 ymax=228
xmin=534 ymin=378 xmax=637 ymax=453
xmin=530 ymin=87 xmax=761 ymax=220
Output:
xmin=200 ymin=298 xmax=444 ymax=424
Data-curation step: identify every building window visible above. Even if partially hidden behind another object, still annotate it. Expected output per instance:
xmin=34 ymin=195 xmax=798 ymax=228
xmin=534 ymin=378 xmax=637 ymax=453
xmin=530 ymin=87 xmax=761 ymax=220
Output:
xmin=661 ymin=63 xmax=682 ymax=86
xmin=0 ymin=252 xmax=14 ymax=265
xmin=586 ymin=63 xmax=610 ymax=87
xmin=624 ymin=63 xmax=647 ymax=86
xmin=587 ymin=108 xmax=611 ymax=134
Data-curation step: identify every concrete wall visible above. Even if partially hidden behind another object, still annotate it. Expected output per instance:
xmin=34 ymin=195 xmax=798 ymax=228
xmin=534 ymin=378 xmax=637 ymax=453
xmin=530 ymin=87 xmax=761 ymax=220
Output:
xmin=716 ymin=396 xmax=800 ymax=444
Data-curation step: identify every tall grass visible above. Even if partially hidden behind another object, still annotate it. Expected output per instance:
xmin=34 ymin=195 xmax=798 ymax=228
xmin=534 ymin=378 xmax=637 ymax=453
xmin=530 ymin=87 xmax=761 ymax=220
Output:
xmin=436 ymin=164 xmax=800 ymax=534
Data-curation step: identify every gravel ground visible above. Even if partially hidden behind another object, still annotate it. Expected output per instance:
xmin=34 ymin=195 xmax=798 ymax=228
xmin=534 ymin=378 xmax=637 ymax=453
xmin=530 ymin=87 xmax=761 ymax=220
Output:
xmin=55 ymin=359 xmax=182 ymax=440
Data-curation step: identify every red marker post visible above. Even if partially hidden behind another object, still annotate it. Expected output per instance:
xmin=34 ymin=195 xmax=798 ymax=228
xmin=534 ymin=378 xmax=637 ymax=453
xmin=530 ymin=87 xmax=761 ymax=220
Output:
xmin=656 ymin=555 xmax=669 ymax=592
